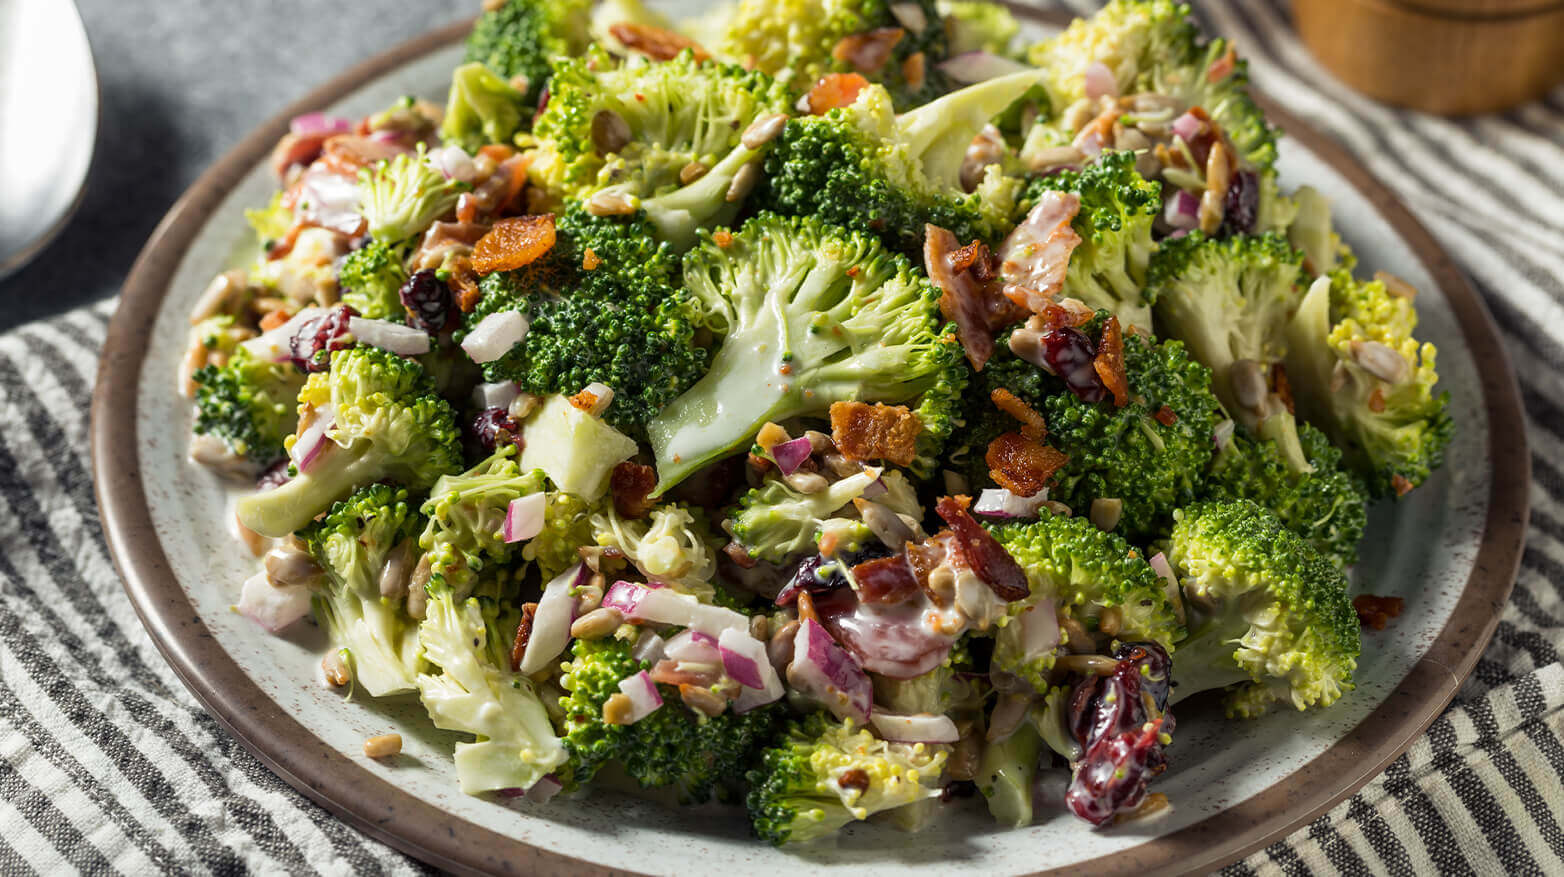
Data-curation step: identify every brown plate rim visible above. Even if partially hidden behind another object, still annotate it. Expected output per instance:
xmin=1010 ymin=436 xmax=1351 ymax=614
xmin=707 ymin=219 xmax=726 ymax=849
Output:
xmin=91 ymin=9 xmax=1530 ymax=876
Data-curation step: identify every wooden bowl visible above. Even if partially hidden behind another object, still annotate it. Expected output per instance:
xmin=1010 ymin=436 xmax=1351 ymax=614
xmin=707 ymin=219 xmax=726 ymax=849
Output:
xmin=1293 ymin=0 xmax=1564 ymax=114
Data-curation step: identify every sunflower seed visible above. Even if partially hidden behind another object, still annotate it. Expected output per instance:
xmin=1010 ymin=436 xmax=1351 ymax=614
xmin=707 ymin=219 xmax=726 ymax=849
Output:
xmin=726 ymin=161 xmax=761 ymax=203
xmin=679 ymin=160 xmax=709 ymax=185
xmin=1089 ymin=497 xmax=1123 ymax=533
xmin=1375 ymin=270 xmax=1418 ymax=300
xmin=586 ymin=189 xmax=636 ymax=216
xmin=569 ymin=607 xmax=624 ymax=640
xmin=1351 ymin=339 xmax=1408 ymax=384
xmin=591 ymin=110 xmax=631 ymax=155
xmin=741 ymin=113 xmax=788 ymax=149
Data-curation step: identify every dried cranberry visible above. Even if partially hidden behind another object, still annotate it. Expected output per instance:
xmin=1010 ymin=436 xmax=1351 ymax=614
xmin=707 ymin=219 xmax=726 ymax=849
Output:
xmin=1065 ymin=719 xmax=1168 ymax=825
xmin=1042 ymin=326 xmax=1107 ymax=402
xmin=941 ymin=780 xmax=979 ymax=801
xmin=776 ymin=545 xmax=889 ymax=606
xmin=256 ymin=458 xmax=292 ymax=490
xmin=398 ymin=269 xmax=454 ymax=333
xmin=288 ymin=305 xmax=357 ymax=373
xmin=1221 ymin=170 xmax=1259 ymax=236
xmin=469 ymin=406 xmax=523 ymax=455
xmin=1063 ymin=641 xmax=1174 ymax=825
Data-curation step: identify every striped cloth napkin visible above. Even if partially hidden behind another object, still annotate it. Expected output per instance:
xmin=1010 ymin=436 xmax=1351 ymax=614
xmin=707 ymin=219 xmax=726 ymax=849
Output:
xmin=2 ymin=2 xmax=1562 ymax=872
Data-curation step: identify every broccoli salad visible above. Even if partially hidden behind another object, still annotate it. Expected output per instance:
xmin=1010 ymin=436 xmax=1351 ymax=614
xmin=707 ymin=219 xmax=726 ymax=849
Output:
xmin=181 ymin=0 xmax=1451 ymax=844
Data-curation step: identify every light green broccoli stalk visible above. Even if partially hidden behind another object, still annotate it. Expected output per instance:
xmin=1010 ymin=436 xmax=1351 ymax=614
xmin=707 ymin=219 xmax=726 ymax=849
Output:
xmin=441 ymin=62 xmax=529 ymax=153
xmin=977 ymin=722 xmax=1042 ymax=828
xmin=192 ymin=346 xmax=306 ymax=464
xmin=590 ymin=502 xmax=722 ymax=599
xmin=358 ymin=145 xmax=469 ymax=243
xmin=336 ymin=239 xmax=409 ymax=321
xmin=298 ymin=484 xmax=424 ymax=697
xmin=1166 ymin=499 xmax=1360 ymax=716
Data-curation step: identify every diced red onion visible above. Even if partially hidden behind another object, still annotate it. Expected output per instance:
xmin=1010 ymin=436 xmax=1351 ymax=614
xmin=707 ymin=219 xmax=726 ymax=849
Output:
xmin=1213 ymin=418 xmax=1235 ymax=451
xmin=241 ymin=307 xmax=322 ymax=362
xmin=524 ymin=774 xmax=563 ymax=804
xmin=473 ymin=381 xmax=521 ymax=412
xmin=289 ymin=112 xmax=354 ymax=138
xmin=869 ymin=711 xmax=960 ymax=744
xmin=461 ymin=311 xmax=529 ymax=364
xmin=1163 ymin=189 xmax=1201 ymax=230
xmin=427 ymin=144 xmax=478 ymax=184
xmin=770 ymin=436 xmax=814 ymax=475
xmin=289 ymin=406 xmax=335 ymax=473
xmin=601 ymin=580 xmax=649 ymax=616
xmin=368 ymin=129 xmax=405 ymax=146
xmin=888 ymin=2 xmax=927 ymax=32
xmin=791 ymin=619 xmax=872 ymax=724
xmin=973 ymin=487 xmax=1048 ymax=519
xmin=662 ymin=629 xmax=721 ymax=664
xmin=236 ymin=572 xmax=311 ymax=634
xmin=720 ymin=628 xmax=785 ymax=711
xmin=603 ymin=581 xmax=750 ymax=636
xmin=518 ymin=562 xmax=588 ymax=674
xmin=616 ymin=670 xmax=664 ymax=724
xmin=503 ymin=492 xmax=546 ymax=543
xmin=1150 ymin=551 xmax=1178 ymax=592
xmin=936 ymin=51 xmax=1032 ymax=84
xmin=1083 ymin=62 xmax=1118 ymax=100
xmin=1018 ymin=599 xmax=1060 ymax=658
xmin=1171 ymin=111 xmax=1206 ymax=142
xmin=630 ymin=629 xmax=665 ymax=664
xmin=347 ymin=316 xmax=430 ymax=356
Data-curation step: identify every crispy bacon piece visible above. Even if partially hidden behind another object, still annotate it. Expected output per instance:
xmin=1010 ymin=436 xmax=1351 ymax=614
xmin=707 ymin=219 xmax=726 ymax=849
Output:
xmin=510 ymin=602 xmax=538 ymax=672
xmin=829 ymin=401 xmax=923 ymax=466
xmin=610 ymin=461 xmax=657 ymax=519
xmin=609 ymin=22 xmax=709 ymax=61
xmin=1391 ymin=474 xmax=1414 ymax=497
xmin=448 ymin=257 xmax=483 ymax=312
xmin=1353 ymin=594 xmax=1405 ymax=630
xmin=925 ymin=224 xmax=1027 ymax=369
xmin=904 ymin=530 xmax=963 ymax=607
xmin=832 ymin=27 xmax=905 ymax=73
xmin=472 ymin=214 xmax=557 ymax=275
xmin=806 ymin=73 xmax=870 ymax=114
xmin=838 ymin=768 xmax=871 ymax=794
xmin=1207 ymin=45 xmax=1237 ymax=83
xmin=270 ymin=132 xmax=329 ymax=180
xmin=986 ymin=432 xmax=1068 ymax=497
xmin=852 ymin=555 xmax=923 ymax=605
xmin=320 ymin=135 xmax=405 ymax=178
xmin=991 ymin=388 xmax=1046 ymax=439
xmin=1153 ymin=405 xmax=1177 ymax=426
xmin=934 ymin=496 xmax=1029 ymax=602
xmin=997 ymin=192 xmax=1082 ymax=314
xmin=1093 ymin=315 xmax=1129 ymax=407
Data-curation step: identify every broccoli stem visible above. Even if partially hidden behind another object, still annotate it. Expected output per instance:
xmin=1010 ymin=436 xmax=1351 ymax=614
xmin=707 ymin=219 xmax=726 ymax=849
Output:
xmin=977 ymin=723 xmax=1042 ymax=828
xmin=237 ymin=443 xmax=381 ymax=538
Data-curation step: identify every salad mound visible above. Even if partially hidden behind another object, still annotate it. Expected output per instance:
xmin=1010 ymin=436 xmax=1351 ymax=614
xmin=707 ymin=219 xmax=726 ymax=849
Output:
xmin=186 ymin=0 xmax=1449 ymax=845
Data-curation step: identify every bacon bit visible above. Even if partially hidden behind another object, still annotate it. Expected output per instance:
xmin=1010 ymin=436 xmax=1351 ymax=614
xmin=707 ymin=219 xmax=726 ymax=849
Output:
xmin=991 ymin=388 xmax=1046 ymax=439
xmin=1271 ymin=363 xmax=1295 ymax=415
xmin=934 ymin=496 xmax=1029 ymax=602
xmin=830 ymin=401 xmax=923 ymax=467
xmin=270 ymin=132 xmax=329 ymax=180
xmin=997 ymin=192 xmax=1082 ymax=314
xmin=905 ymin=531 xmax=961 ymax=607
xmin=258 ymin=308 xmax=294 ymax=331
xmin=649 ymin=659 xmax=716 ymax=688
xmin=1391 ymin=474 xmax=1415 ymax=497
xmin=925 ymin=225 xmax=1027 ymax=370
xmin=456 ymin=193 xmax=479 ymax=225
xmin=948 ymin=240 xmax=989 ymax=276
xmin=832 ymin=27 xmax=905 ymax=73
xmin=747 ymin=451 xmax=774 ymax=477
xmin=845 ymin=265 xmax=860 ymax=278
xmin=582 ymin=247 xmax=601 ymax=271
xmin=510 ymin=602 xmax=538 ymax=671
xmin=1072 ymin=106 xmax=1122 ymax=155
xmin=1093 ymin=316 xmax=1129 ymax=407
xmin=796 ymin=590 xmax=819 ymax=625
xmin=986 ymin=432 xmax=1068 ymax=497
xmin=1153 ymin=405 xmax=1177 ymax=426
xmin=1353 ymin=594 xmax=1405 ymax=630
xmin=806 ymin=73 xmax=871 ymax=114
xmin=723 ymin=541 xmax=759 ymax=569
xmin=569 ymin=387 xmax=601 ymax=412
xmin=472 ymin=214 xmax=557 ymax=275
xmin=448 ymin=257 xmax=483 ymax=312
xmin=713 ymin=229 xmax=733 ymax=248
xmin=610 ymin=22 xmax=709 ymax=61
xmin=610 ymin=461 xmax=657 ymax=519
xmin=853 ymin=555 xmax=923 ymax=605
xmin=478 ymin=144 xmax=515 ymax=164
xmin=319 ymin=134 xmax=404 ymax=178
xmin=1207 ymin=45 xmax=1237 ymax=83
xmin=495 ymin=154 xmax=532 ymax=214
xmin=1368 ymin=387 xmax=1387 ymax=414
xmin=902 ymin=51 xmax=926 ymax=93
xmin=838 ymin=768 xmax=871 ymax=794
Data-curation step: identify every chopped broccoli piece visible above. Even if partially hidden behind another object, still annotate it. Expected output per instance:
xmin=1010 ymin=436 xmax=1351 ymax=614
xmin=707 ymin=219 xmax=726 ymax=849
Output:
xmin=1166 ymin=499 xmax=1359 ymax=715
xmin=746 ymin=713 xmax=949 ymax=844
xmin=977 ymin=722 xmax=1042 ymax=828
xmin=192 ymin=346 xmax=306 ymax=464
xmin=729 ymin=469 xmax=886 ymax=564
xmin=245 ymin=191 xmax=295 ymax=252
xmin=1284 ymin=270 xmax=1451 ymax=497
xmin=336 ymin=240 xmax=408 ymax=321
xmin=646 ymin=213 xmax=966 ymax=493
xmin=418 ymin=445 xmax=548 ymax=599
xmin=940 ymin=0 xmax=1021 ymax=56
xmin=513 ymin=394 xmax=639 ymax=501
xmin=591 ymin=502 xmax=722 ymax=598
xmin=463 ymin=0 xmax=591 ymax=109
xmin=236 ymin=346 xmax=463 ymax=537
xmin=299 ymin=483 xmax=424 ymax=697
xmin=441 ymin=62 xmax=529 ymax=153
xmin=358 ymin=146 xmax=469 ymax=244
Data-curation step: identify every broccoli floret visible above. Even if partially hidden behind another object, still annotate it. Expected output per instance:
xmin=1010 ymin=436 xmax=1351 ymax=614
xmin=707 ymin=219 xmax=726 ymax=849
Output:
xmin=192 ymin=347 xmax=306 ymax=464
xmin=1204 ymin=422 xmax=1368 ymax=569
xmin=714 ymin=0 xmax=951 ymax=109
xmin=989 ymin=511 xmax=1184 ymax=652
xmin=530 ymin=51 xmax=792 ymax=249
xmin=441 ymin=62 xmax=529 ymax=153
xmin=466 ymin=207 xmax=707 ymax=433
xmin=245 ymin=191 xmax=295 ymax=253
xmin=757 ymin=73 xmax=1040 ymax=256
xmin=591 ymin=502 xmax=722 ymax=598
xmin=558 ymin=636 xmax=782 ymax=803
xmin=236 ymin=346 xmax=463 ymax=537
xmin=418 ymin=445 xmax=548 ymax=598
xmin=746 ymin=713 xmax=949 ymax=845
xmin=358 ymin=146 xmax=469 ymax=244
xmin=524 ymin=490 xmax=597 ymax=581
xmin=1149 ymin=230 xmax=1303 ymax=432
xmin=941 ymin=0 xmax=1021 ymax=56
xmin=1013 ymin=151 xmax=1161 ymax=331
xmin=299 ymin=484 xmax=424 ymax=697
xmin=646 ymin=213 xmax=966 ymax=493
xmin=729 ymin=468 xmax=887 ymax=564
xmin=1166 ymin=499 xmax=1359 ymax=715
xmin=1284 ymin=270 xmax=1451 ymax=497
xmin=336 ymin=240 xmax=409 ymax=321
xmin=464 ymin=0 xmax=591 ymax=109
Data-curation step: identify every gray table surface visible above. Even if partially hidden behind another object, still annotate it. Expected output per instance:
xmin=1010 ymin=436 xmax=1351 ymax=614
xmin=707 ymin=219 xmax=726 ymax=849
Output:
xmin=0 ymin=0 xmax=469 ymax=331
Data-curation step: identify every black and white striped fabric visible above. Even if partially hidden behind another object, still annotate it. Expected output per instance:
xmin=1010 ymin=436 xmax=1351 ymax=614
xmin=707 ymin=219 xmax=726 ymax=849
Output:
xmin=1 ymin=1 xmax=1561 ymax=872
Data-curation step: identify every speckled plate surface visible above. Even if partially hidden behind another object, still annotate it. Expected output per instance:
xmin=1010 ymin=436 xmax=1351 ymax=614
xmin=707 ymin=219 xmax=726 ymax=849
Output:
xmin=92 ymin=6 xmax=1529 ymax=875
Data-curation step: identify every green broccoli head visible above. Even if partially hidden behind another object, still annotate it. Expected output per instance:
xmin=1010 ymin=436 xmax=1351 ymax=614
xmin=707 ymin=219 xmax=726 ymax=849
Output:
xmin=646 ymin=213 xmax=965 ymax=493
xmin=558 ymin=635 xmax=783 ymax=803
xmin=299 ymin=483 xmax=424 ymax=697
xmin=441 ymin=61 xmax=530 ymax=152
xmin=1284 ymin=270 xmax=1451 ymax=497
xmin=464 ymin=0 xmax=592 ymax=108
xmin=745 ymin=712 xmax=949 ymax=845
xmin=941 ymin=0 xmax=1021 ymax=56
xmin=358 ymin=146 xmax=469 ymax=244
xmin=989 ymin=510 xmax=1184 ymax=654
xmin=530 ymin=50 xmax=792 ymax=249
xmin=192 ymin=347 xmax=306 ymax=464
xmin=1166 ymin=499 xmax=1359 ymax=716
xmin=465 ymin=206 xmax=708 ymax=433
xmin=729 ymin=468 xmax=887 ymax=564
xmin=235 ymin=346 xmax=463 ymax=538
xmin=757 ymin=72 xmax=1040 ymax=257
xmin=1204 ymin=421 xmax=1368 ymax=568
xmin=1149 ymin=230 xmax=1303 ymax=431
xmin=525 ymin=490 xmax=597 ymax=582
xmin=1014 ymin=151 xmax=1161 ymax=331
xmin=337 ymin=240 xmax=409 ymax=321
xmin=418 ymin=445 xmax=548 ymax=600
